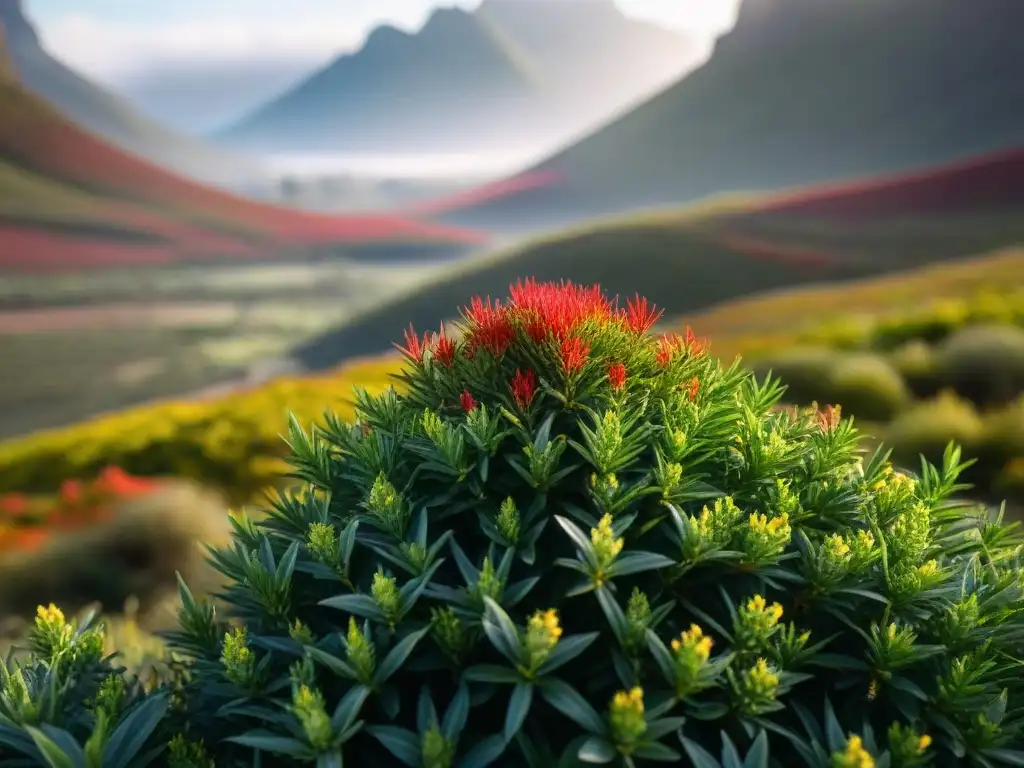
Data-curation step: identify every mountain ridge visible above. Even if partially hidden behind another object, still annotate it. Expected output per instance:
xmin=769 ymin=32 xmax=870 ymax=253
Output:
xmin=217 ymin=0 xmax=697 ymax=155
xmin=0 ymin=0 xmax=258 ymax=187
xmin=429 ymin=0 xmax=1024 ymax=231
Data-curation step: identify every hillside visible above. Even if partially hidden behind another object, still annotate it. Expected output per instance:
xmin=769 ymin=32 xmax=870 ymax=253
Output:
xmin=431 ymin=0 xmax=1024 ymax=232
xmin=0 ymin=0 xmax=257 ymax=187
xmin=293 ymin=148 xmax=1024 ymax=368
xmin=0 ymin=72 xmax=485 ymax=273
xmin=217 ymin=1 xmax=695 ymax=155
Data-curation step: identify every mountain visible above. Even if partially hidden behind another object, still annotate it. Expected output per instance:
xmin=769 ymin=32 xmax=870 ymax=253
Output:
xmin=0 ymin=64 xmax=484 ymax=274
xmin=216 ymin=1 xmax=697 ymax=155
xmin=0 ymin=0 xmax=258 ymax=187
xmin=293 ymin=147 xmax=1024 ymax=369
xmin=429 ymin=0 xmax=1024 ymax=232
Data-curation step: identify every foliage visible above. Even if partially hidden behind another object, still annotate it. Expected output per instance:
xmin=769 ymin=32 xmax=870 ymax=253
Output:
xmin=823 ymin=354 xmax=909 ymax=422
xmin=4 ymin=280 xmax=1024 ymax=767
xmin=0 ymin=468 xmax=161 ymax=554
xmin=0 ymin=357 xmax=397 ymax=506
xmin=934 ymin=325 xmax=1024 ymax=407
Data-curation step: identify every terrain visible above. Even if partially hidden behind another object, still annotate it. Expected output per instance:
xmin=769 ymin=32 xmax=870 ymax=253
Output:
xmin=217 ymin=0 xmax=696 ymax=155
xmin=0 ymin=0 xmax=259 ymax=187
xmin=295 ymin=146 xmax=1024 ymax=368
xmin=427 ymin=0 xmax=1024 ymax=232
xmin=0 ymin=43 xmax=485 ymax=274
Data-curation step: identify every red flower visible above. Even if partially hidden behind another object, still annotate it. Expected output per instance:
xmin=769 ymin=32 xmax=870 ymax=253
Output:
xmin=432 ymin=323 xmax=457 ymax=368
xmin=815 ymin=404 xmax=841 ymax=432
xmin=684 ymin=326 xmax=708 ymax=356
xmin=686 ymin=376 xmax=700 ymax=402
xmin=460 ymin=389 xmax=478 ymax=413
xmin=507 ymin=279 xmax=614 ymax=342
xmin=510 ymin=369 xmax=537 ymax=409
xmin=623 ymin=294 xmax=663 ymax=335
xmin=0 ymin=493 xmax=30 ymax=517
xmin=607 ymin=362 xmax=627 ymax=391
xmin=59 ymin=479 xmax=83 ymax=506
xmin=463 ymin=296 xmax=516 ymax=357
xmin=655 ymin=334 xmax=682 ymax=367
xmin=559 ymin=336 xmax=590 ymax=374
xmin=396 ymin=323 xmax=429 ymax=363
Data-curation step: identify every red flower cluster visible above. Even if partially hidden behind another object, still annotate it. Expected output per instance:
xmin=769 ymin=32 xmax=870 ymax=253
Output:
xmin=510 ymin=369 xmax=538 ymax=409
xmin=607 ymin=362 xmax=627 ymax=391
xmin=460 ymin=389 xmax=478 ymax=413
xmin=397 ymin=323 xmax=457 ymax=367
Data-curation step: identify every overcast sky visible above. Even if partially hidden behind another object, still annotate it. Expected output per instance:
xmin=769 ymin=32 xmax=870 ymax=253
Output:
xmin=26 ymin=0 xmax=742 ymax=82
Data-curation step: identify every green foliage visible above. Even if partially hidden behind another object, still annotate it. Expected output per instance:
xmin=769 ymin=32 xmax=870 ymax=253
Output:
xmin=750 ymin=349 xmax=908 ymax=421
xmin=881 ymin=392 xmax=984 ymax=472
xmin=887 ymin=341 xmax=940 ymax=400
xmin=5 ymin=281 xmax=1024 ymax=767
xmin=825 ymin=354 xmax=910 ymax=422
xmin=934 ymin=325 xmax=1024 ymax=407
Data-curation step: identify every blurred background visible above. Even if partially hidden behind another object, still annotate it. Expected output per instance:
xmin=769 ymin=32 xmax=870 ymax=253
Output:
xmin=1 ymin=0 xmax=1022 ymax=669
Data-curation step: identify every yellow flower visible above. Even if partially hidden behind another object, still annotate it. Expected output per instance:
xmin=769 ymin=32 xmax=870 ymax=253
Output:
xmin=917 ymin=560 xmax=938 ymax=578
xmin=917 ymin=734 xmax=932 ymax=752
xmin=671 ymin=623 xmax=714 ymax=662
xmin=831 ymin=735 xmax=874 ymax=768
xmin=524 ymin=609 xmax=562 ymax=670
xmin=37 ymin=604 xmax=65 ymax=626
xmin=749 ymin=658 xmax=779 ymax=689
xmin=591 ymin=514 xmax=624 ymax=570
xmin=609 ymin=687 xmax=647 ymax=745
xmin=747 ymin=595 xmax=767 ymax=613
xmin=824 ymin=533 xmax=852 ymax=560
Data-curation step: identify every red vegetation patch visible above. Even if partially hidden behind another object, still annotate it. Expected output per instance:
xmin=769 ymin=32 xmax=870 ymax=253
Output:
xmin=750 ymin=147 xmax=1024 ymax=219
xmin=0 ymin=78 xmax=487 ymax=273
xmin=407 ymin=170 xmax=564 ymax=217
xmin=0 ymin=466 xmax=161 ymax=554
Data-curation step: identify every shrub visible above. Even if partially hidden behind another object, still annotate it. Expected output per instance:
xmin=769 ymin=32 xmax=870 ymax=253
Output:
xmin=746 ymin=346 xmax=841 ymax=406
xmin=826 ymin=353 xmax=910 ymax=422
xmin=933 ymin=324 xmax=1024 ymax=407
xmin=0 ymin=357 xmax=398 ymax=505
xmin=749 ymin=349 xmax=908 ymax=422
xmin=887 ymin=340 xmax=941 ymax=399
xmin=3 ymin=280 xmax=1024 ymax=767
xmin=870 ymin=299 xmax=969 ymax=349
xmin=881 ymin=391 xmax=984 ymax=473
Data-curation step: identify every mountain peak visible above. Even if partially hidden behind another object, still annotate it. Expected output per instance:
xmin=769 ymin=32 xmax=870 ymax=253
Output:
xmin=0 ymin=0 xmax=38 ymax=46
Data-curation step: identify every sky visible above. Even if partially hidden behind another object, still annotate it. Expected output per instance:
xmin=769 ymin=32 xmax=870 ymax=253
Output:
xmin=26 ymin=0 xmax=743 ymax=82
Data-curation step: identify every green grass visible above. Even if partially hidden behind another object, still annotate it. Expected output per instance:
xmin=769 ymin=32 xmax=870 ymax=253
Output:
xmin=293 ymin=188 xmax=1024 ymax=368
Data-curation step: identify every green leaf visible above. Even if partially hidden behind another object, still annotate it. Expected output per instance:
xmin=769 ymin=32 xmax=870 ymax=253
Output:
xmin=482 ymin=597 xmax=524 ymax=665
xmin=331 ymin=684 xmax=370 ymax=732
xmin=375 ymin=627 xmax=430 ymax=685
xmin=104 ymin=693 xmax=170 ymax=768
xmin=225 ymin=731 xmax=311 ymax=757
xmin=633 ymin=741 xmax=682 ymax=762
xmin=554 ymin=516 xmax=597 ymax=566
xmin=538 ymin=678 xmax=605 ymax=734
xmin=536 ymin=632 xmax=600 ymax=676
xmin=274 ymin=541 xmax=301 ymax=585
xmin=679 ymin=734 xmax=722 ymax=768
xmin=744 ymin=731 xmax=769 ymax=768
xmin=577 ymin=736 xmax=617 ymax=764
xmin=463 ymin=664 xmax=522 ymax=685
xmin=981 ymin=748 xmax=1024 ymax=766
xmin=366 ymin=726 xmax=420 ymax=766
xmin=504 ymin=683 xmax=534 ymax=742
xmin=607 ymin=551 xmax=676 ymax=578
xmin=24 ymin=727 xmax=76 ymax=768
xmin=443 ymin=683 xmax=471 ymax=740
xmin=595 ymin=587 xmax=628 ymax=645
xmin=306 ymin=647 xmax=358 ymax=680
xmin=458 ymin=734 xmax=508 ymax=768
xmin=319 ymin=594 xmax=386 ymax=622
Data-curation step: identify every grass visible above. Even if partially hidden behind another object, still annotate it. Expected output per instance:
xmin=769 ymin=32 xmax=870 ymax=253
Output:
xmin=293 ymin=167 xmax=1024 ymax=368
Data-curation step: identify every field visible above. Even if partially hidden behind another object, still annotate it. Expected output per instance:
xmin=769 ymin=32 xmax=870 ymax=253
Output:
xmin=294 ymin=150 xmax=1024 ymax=368
xmin=0 ymin=73 xmax=485 ymax=274
xmin=0 ymin=259 xmax=444 ymax=438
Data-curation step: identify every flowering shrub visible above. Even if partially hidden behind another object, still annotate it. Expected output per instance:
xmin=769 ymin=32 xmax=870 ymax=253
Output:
xmin=0 ymin=467 xmax=161 ymax=554
xmin=3 ymin=280 xmax=1024 ymax=767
